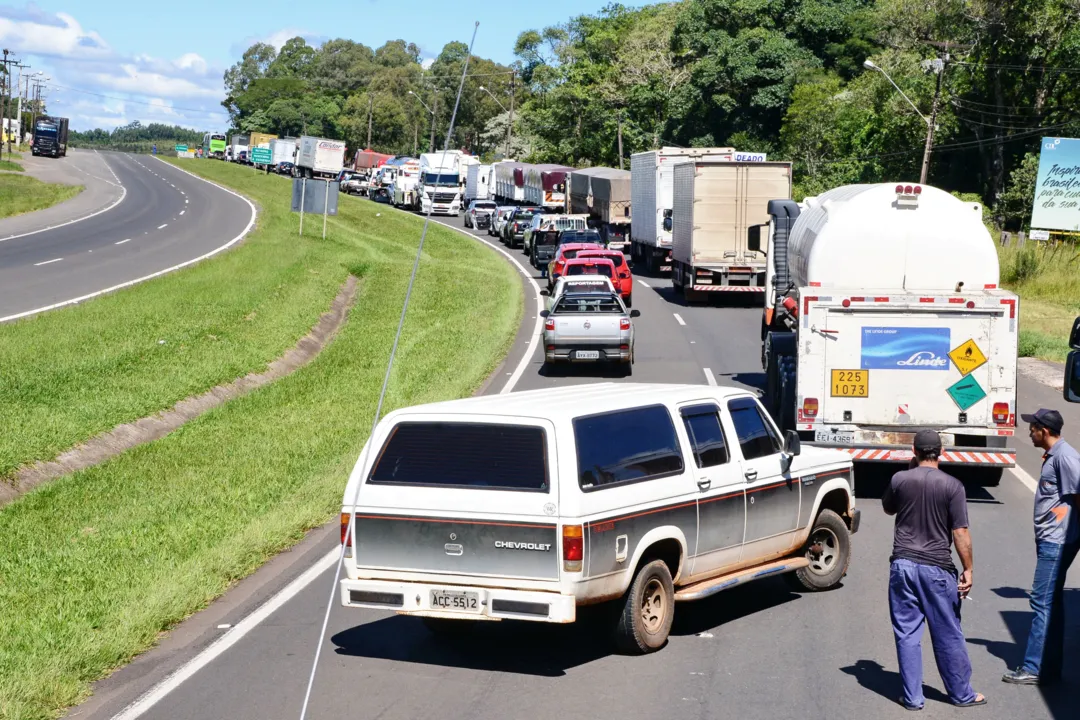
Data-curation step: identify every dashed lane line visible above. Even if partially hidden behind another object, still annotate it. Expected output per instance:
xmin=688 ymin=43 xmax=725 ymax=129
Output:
xmin=673 ymin=313 xmax=686 ymax=326
xmin=703 ymin=367 xmax=717 ymax=386
xmin=34 ymin=258 xmax=63 ymax=266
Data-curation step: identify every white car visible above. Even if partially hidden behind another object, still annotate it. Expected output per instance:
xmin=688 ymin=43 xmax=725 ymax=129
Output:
xmin=338 ymin=385 xmax=858 ymax=653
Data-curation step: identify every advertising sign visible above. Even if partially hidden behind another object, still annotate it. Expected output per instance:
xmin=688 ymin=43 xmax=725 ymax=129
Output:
xmin=1031 ymin=137 xmax=1080 ymax=232
xmin=734 ymin=151 xmax=767 ymax=162
xmin=860 ymin=327 xmax=951 ymax=371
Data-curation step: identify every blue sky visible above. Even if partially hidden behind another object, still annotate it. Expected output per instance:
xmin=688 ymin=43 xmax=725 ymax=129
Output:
xmin=0 ymin=1 xmax=643 ymax=131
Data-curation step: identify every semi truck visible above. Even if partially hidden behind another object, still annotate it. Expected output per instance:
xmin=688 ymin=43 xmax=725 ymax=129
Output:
xmin=524 ymin=164 xmax=572 ymax=210
xmin=671 ymin=160 xmax=792 ymax=299
xmin=295 ymin=136 xmax=347 ymax=179
xmin=755 ymin=182 xmax=1018 ymax=483
xmin=418 ymin=151 xmax=466 ymax=215
xmin=31 ymin=116 xmax=69 ymax=158
xmin=494 ymin=162 xmax=526 ymax=204
xmin=464 ymin=163 xmax=493 ymax=208
xmin=569 ymin=167 xmax=632 ymax=251
xmin=629 ymin=147 xmax=735 ymax=273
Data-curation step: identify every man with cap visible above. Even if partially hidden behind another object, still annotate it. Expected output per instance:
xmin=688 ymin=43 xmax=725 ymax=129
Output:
xmin=1003 ymin=408 xmax=1080 ymax=686
xmin=883 ymin=429 xmax=986 ymax=709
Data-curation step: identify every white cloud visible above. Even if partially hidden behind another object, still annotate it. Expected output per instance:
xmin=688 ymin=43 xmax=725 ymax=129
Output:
xmin=0 ymin=5 xmax=227 ymax=131
xmin=421 ymin=58 xmax=435 ymax=70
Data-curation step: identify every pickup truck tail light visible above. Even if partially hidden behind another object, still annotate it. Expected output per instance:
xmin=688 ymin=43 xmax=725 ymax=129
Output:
xmin=802 ymin=398 xmax=819 ymax=418
xmin=993 ymin=402 xmax=1010 ymax=424
xmin=340 ymin=512 xmax=353 ymax=558
xmin=563 ymin=525 xmax=583 ymax=572
xmin=545 ymin=318 xmax=555 ymax=332
xmin=620 ymin=318 xmax=631 ymax=330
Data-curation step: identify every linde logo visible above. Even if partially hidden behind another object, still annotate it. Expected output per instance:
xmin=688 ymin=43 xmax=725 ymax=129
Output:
xmin=896 ymin=351 xmax=949 ymax=368
xmin=494 ymin=541 xmax=552 ymax=551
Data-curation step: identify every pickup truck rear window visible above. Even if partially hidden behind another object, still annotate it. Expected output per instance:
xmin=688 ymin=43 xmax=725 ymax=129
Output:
xmin=574 ymin=405 xmax=684 ymax=490
xmin=369 ymin=422 xmax=548 ymax=491
xmin=554 ymin=295 xmax=623 ymax=313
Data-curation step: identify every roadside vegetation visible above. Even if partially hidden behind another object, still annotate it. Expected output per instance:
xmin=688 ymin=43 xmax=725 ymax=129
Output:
xmin=998 ymin=242 xmax=1080 ymax=362
xmin=0 ymin=159 xmax=520 ymax=720
xmin=0 ymin=160 xmax=22 ymax=171
xmin=0 ymin=175 xmax=82 ymax=220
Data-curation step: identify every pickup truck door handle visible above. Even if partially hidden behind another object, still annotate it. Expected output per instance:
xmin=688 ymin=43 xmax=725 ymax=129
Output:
xmin=697 ymin=478 xmax=711 ymax=491
xmin=744 ymin=469 xmax=758 ymax=481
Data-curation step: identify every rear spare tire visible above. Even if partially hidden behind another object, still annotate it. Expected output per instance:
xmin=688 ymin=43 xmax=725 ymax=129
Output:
xmin=615 ymin=559 xmax=674 ymax=654
xmin=786 ymin=509 xmax=851 ymax=591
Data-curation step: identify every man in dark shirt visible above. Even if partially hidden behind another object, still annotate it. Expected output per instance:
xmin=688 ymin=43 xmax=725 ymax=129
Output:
xmin=883 ymin=429 xmax=986 ymax=709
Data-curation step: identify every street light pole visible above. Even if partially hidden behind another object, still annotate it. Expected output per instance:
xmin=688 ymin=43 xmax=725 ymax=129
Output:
xmin=506 ymin=72 xmax=515 ymax=159
xmin=408 ymin=90 xmax=436 ymax=155
xmin=864 ymin=59 xmax=940 ymax=184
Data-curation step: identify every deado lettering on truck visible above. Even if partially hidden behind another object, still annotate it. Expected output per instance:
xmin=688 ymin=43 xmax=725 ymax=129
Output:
xmin=754 ymin=183 xmax=1019 ymax=483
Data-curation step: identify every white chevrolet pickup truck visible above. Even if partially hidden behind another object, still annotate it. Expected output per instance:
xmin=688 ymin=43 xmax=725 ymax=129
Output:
xmin=339 ymin=384 xmax=858 ymax=653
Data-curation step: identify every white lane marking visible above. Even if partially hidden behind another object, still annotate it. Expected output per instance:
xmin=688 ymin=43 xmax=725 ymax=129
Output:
xmin=1010 ymin=465 xmax=1039 ymax=493
xmin=673 ymin=313 xmax=686 ymax=326
xmin=0 ymin=159 xmax=257 ymax=324
xmin=157 ymin=224 xmax=168 ymax=230
xmin=179 ymin=210 xmax=185 ymax=216
xmin=703 ymin=368 xmax=717 ymax=386
xmin=115 ymin=239 xmax=131 ymax=245
xmin=108 ymin=548 xmax=338 ymax=720
xmin=34 ymin=257 xmax=63 ymax=266
xmin=0 ymin=152 xmax=127 ymax=244
xmin=185 ymin=199 xmax=189 ymax=204
xmin=637 ymin=279 xmax=651 ymax=289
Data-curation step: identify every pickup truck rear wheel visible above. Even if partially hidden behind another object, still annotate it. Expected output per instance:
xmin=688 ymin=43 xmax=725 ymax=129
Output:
xmin=786 ymin=509 xmax=850 ymax=591
xmin=615 ymin=559 xmax=673 ymax=654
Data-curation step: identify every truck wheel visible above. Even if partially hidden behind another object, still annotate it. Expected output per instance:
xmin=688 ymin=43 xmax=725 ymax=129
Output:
xmin=614 ymin=559 xmax=673 ymax=654
xmin=786 ymin=509 xmax=851 ymax=592
xmin=625 ymin=294 xmax=632 ymax=308
xmin=979 ymin=467 xmax=1003 ymax=487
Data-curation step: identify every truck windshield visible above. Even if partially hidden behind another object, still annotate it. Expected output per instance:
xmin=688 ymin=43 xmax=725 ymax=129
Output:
xmin=424 ymin=172 xmax=459 ymax=186
xmin=369 ymin=422 xmax=548 ymax=491
xmin=35 ymin=124 xmax=58 ymax=136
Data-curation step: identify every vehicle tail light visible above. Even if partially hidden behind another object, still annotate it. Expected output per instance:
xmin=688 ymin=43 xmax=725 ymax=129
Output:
xmin=340 ymin=512 xmax=353 ymax=558
xmin=563 ymin=525 xmax=583 ymax=572
xmin=620 ymin=318 xmax=631 ymax=330
xmin=803 ymin=398 xmax=819 ymax=418
xmin=993 ymin=402 xmax=1010 ymax=424
xmin=620 ymin=344 xmax=629 ymax=351
xmin=545 ymin=318 xmax=555 ymax=331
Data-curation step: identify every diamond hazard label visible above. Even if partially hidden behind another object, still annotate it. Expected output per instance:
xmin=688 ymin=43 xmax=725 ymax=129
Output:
xmin=948 ymin=339 xmax=988 ymax=376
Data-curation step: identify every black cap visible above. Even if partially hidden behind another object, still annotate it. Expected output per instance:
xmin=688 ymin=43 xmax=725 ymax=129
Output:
xmin=1021 ymin=408 xmax=1064 ymax=435
xmin=913 ymin=429 xmax=942 ymax=452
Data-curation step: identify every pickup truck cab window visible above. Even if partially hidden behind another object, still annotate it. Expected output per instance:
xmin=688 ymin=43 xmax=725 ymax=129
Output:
xmin=680 ymin=404 xmax=730 ymax=468
xmin=574 ymin=405 xmax=684 ymax=490
xmin=727 ymin=397 xmax=782 ymax=461
xmin=369 ymin=422 xmax=549 ymax=491
xmin=553 ymin=294 xmax=623 ymax=314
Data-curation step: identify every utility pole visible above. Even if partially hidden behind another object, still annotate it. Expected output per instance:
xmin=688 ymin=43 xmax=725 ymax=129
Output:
xmin=505 ymin=71 xmax=515 ymax=159
xmin=429 ymin=91 xmax=438 ymax=153
xmin=919 ymin=54 xmax=948 ymax=185
xmin=1 ymin=49 xmax=10 ymax=158
xmin=365 ymin=93 xmax=374 ymax=149
xmin=412 ymin=122 xmax=418 ymax=156
xmin=617 ymin=109 xmax=624 ymax=170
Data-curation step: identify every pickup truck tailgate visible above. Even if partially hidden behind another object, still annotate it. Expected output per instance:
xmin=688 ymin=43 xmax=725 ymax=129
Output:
xmin=552 ymin=315 xmax=622 ymax=342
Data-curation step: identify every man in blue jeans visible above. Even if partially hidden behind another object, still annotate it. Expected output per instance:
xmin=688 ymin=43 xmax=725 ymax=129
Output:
xmin=1003 ymin=408 xmax=1080 ymax=686
xmin=883 ymin=429 xmax=986 ymax=709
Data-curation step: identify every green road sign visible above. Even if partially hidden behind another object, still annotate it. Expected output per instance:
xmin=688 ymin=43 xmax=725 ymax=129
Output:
xmin=175 ymin=144 xmax=187 ymax=152
xmin=946 ymin=375 xmax=987 ymax=411
xmin=250 ymin=147 xmax=272 ymax=164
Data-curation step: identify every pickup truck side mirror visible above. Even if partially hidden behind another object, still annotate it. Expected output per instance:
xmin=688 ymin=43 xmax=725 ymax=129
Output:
xmin=540 ymin=310 xmax=549 ymax=318
xmin=783 ymin=430 xmax=801 ymax=456
xmin=629 ymin=309 xmax=641 ymax=318
xmin=1065 ymin=351 xmax=1080 ymax=403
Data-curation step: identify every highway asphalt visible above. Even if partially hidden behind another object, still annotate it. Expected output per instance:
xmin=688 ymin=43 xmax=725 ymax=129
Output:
xmin=71 ymin=200 xmax=1078 ymax=720
xmin=0 ymin=153 xmax=253 ymax=321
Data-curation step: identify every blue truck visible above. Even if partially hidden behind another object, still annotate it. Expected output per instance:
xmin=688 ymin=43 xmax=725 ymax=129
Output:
xmin=31 ymin=116 xmax=69 ymax=158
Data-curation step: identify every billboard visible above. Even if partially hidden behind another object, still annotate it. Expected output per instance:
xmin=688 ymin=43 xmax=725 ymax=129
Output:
xmin=1031 ymin=137 xmax=1080 ymax=232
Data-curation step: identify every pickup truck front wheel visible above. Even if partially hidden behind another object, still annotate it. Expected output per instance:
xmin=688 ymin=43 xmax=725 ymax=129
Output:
xmin=615 ymin=559 xmax=674 ymax=654
xmin=786 ymin=509 xmax=850 ymax=591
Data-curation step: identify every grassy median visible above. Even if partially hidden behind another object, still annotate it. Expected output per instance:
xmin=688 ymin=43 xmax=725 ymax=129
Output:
xmin=999 ymin=242 xmax=1080 ymax=362
xmin=0 ymin=159 xmax=23 ymax=171
xmin=0 ymin=174 xmax=82 ymax=220
xmin=0 ymin=159 xmax=520 ymax=719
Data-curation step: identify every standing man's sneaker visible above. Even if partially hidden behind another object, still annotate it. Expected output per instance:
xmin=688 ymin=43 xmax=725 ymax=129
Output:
xmin=1001 ymin=669 xmax=1039 ymax=685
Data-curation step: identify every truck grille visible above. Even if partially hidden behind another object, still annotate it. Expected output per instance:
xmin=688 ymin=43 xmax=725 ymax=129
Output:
xmin=434 ymin=192 xmax=457 ymax=203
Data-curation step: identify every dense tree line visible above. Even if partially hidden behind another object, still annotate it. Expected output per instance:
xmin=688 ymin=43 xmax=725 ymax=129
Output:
xmin=69 ymin=122 xmax=204 ymax=154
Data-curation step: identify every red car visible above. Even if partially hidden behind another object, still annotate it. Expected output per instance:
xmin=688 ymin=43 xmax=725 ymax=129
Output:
xmin=577 ymin=249 xmax=633 ymax=307
xmin=559 ymin=258 xmax=618 ymax=294
xmin=547 ymin=242 xmax=605 ymax=289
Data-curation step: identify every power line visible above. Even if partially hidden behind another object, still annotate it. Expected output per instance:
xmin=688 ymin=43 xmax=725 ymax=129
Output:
xmin=954 ymin=60 xmax=1080 ymax=74
xmin=43 ymin=82 xmax=221 ymax=115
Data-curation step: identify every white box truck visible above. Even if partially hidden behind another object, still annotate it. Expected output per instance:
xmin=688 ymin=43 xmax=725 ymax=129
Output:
xmin=671 ymin=161 xmax=792 ymax=299
xmin=228 ymin=134 xmax=249 ymax=163
xmin=755 ymin=183 xmax=1018 ymax=483
xmin=269 ymin=137 xmax=297 ymax=170
xmin=295 ymin=136 xmax=346 ymax=179
xmin=419 ymin=152 xmax=465 ymax=215
xmin=465 ymin=163 xmax=493 ymax=207
xmin=629 ymin=147 xmax=735 ymax=273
